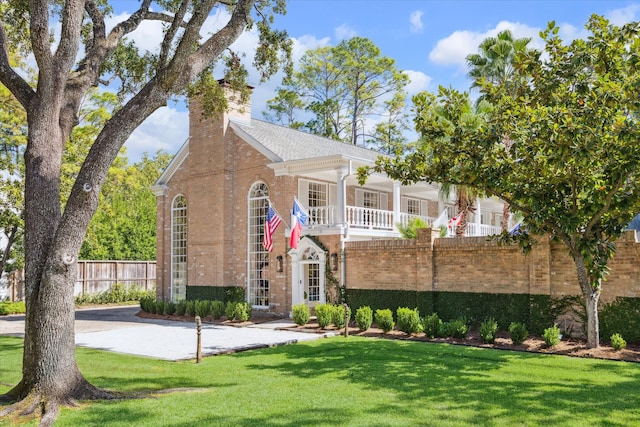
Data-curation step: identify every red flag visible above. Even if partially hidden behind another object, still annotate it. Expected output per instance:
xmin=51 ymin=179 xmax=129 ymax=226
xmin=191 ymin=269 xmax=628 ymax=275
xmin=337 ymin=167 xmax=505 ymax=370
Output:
xmin=263 ymin=203 xmax=282 ymax=252
xmin=289 ymin=198 xmax=309 ymax=249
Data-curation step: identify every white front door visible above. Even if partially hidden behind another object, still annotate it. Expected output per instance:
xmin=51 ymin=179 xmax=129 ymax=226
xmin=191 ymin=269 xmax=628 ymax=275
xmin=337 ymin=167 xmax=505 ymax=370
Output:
xmin=289 ymin=238 xmax=326 ymax=310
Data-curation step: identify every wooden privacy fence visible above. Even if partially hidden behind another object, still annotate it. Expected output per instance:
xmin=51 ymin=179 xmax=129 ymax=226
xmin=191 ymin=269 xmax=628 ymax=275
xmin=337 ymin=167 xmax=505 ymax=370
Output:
xmin=1 ymin=260 xmax=156 ymax=302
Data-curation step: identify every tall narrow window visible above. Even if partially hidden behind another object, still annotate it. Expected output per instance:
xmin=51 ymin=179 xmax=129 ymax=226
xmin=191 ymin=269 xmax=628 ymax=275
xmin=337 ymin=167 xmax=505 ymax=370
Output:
xmin=248 ymin=183 xmax=270 ymax=307
xmin=171 ymin=196 xmax=187 ymax=301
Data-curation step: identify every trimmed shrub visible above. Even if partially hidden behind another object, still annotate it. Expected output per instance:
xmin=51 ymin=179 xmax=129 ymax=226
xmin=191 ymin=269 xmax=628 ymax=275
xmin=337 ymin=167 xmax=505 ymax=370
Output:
xmin=225 ymin=301 xmax=237 ymax=319
xmin=332 ymin=304 xmax=351 ymax=329
xmin=355 ymin=306 xmax=373 ymax=331
xmin=543 ymin=324 xmax=561 ymax=347
xmin=600 ymin=297 xmax=640 ymax=344
xmin=611 ymin=333 xmax=627 ymax=351
xmin=440 ymin=318 xmax=468 ymax=339
xmin=233 ymin=302 xmax=251 ymax=322
xmin=315 ymin=304 xmax=333 ymax=329
xmin=422 ymin=313 xmax=442 ymax=339
xmin=175 ymin=299 xmax=187 ymax=316
xmin=186 ymin=300 xmax=197 ymax=317
xmin=139 ymin=296 xmax=154 ymax=313
xmin=155 ymin=300 xmax=165 ymax=315
xmin=375 ymin=309 xmax=395 ymax=333
xmin=186 ymin=285 xmax=245 ymax=303
xmin=195 ymin=300 xmax=211 ymax=318
xmin=293 ymin=304 xmax=311 ymax=326
xmin=210 ymin=300 xmax=225 ymax=319
xmin=509 ymin=322 xmax=528 ymax=345
xmin=164 ymin=301 xmax=176 ymax=315
xmin=397 ymin=307 xmax=422 ymax=335
xmin=479 ymin=317 xmax=498 ymax=344
xmin=0 ymin=301 xmax=26 ymax=315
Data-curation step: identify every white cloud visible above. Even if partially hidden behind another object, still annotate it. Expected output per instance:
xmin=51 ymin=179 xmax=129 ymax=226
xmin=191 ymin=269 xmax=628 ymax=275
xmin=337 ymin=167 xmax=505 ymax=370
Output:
xmin=124 ymin=107 xmax=189 ymax=161
xmin=410 ymin=10 xmax=424 ymax=34
xmin=335 ymin=24 xmax=357 ymax=41
xmin=429 ymin=21 xmax=542 ymax=70
xmin=404 ymin=70 xmax=432 ymax=94
xmin=606 ymin=4 xmax=640 ymax=26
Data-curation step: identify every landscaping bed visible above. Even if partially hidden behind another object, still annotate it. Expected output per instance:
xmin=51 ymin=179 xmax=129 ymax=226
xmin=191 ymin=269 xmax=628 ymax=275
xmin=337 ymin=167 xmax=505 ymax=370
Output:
xmin=137 ymin=311 xmax=640 ymax=363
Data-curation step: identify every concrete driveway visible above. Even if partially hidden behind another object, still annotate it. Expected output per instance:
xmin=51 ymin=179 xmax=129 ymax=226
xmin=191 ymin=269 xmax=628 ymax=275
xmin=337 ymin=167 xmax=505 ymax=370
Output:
xmin=0 ymin=305 xmax=333 ymax=361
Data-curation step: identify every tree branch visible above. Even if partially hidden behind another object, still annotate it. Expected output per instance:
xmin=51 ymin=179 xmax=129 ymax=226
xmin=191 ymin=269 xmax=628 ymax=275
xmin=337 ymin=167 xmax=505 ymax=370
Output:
xmin=158 ymin=0 xmax=191 ymax=70
xmin=0 ymin=20 xmax=34 ymax=108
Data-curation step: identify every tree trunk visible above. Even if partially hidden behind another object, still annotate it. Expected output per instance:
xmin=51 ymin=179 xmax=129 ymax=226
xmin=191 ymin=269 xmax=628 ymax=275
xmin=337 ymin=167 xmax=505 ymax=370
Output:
xmin=572 ymin=251 xmax=601 ymax=348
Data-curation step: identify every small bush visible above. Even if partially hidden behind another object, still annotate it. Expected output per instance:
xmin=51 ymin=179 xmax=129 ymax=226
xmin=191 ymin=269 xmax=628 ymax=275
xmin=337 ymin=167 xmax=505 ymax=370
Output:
xmin=175 ymin=299 xmax=187 ymax=316
xmin=315 ymin=304 xmax=333 ymax=329
xmin=155 ymin=300 xmax=165 ymax=315
xmin=139 ymin=296 xmax=154 ymax=313
xmin=186 ymin=300 xmax=197 ymax=317
xmin=225 ymin=301 xmax=237 ymax=319
xmin=293 ymin=304 xmax=311 ymax=325
xmin=422 ymin=313 xmax=442 ymax=339
xmin=397 ymin=307 xmax=422 ymax=335
xmin=543 ymin=324 xmax=561 ymax=347
xmin=440 ymin=318 xmax=468 ymax=339
xmin=355 ymin=306 xmax=373 ymax=331
xmin=164 ymin=301 xmax=176 ymax=316
xmin=611 ymin=333 xmax=627 ymax=351
xmin=479 ymin=317 xmax=498 ymax=344
xmin=375 ymin=309 xmax=395 ymax=333
xmin=509 ymin=322 xmax=528 ymax=345
xmin=195 ymin=300 xmax=211 ymax=318
xmin=233 ymin=302 xmax=251 ymax=322
xmin=210 ymin=300 xmax=225 ymax=319
xmin=332 ymin=304 xmax=351 ymax=329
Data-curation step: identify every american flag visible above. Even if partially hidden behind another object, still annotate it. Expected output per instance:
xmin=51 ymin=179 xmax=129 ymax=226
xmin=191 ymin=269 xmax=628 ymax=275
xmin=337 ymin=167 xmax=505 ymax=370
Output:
xmin=263 ymin=203 xmax=282 ymax=252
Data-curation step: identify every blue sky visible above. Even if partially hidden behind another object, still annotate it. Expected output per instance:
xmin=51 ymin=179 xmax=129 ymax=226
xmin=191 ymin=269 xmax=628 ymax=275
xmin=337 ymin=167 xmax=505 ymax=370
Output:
xmin=111 ymin=1 xmax=640 ymax=161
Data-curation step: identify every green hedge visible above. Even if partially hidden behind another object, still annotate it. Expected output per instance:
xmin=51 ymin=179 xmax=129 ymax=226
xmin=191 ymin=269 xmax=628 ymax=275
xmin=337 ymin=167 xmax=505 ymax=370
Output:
xmin=186 ymin=286 xmax=245 ymax=303
xmin=344 ymin=289 xmax=561 ymax=334
xmin=599 ymin=297 xmax=640 ymax=344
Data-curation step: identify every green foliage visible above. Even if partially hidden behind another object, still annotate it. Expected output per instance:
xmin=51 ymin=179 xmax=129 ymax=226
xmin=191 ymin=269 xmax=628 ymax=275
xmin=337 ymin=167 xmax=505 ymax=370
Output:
xmin=210 ymin=300 xmax=225 ymax=320
xmin=155 ymin=300 xmax=165 ymax=315
xmin=292 ymin=304 xmax=311 ymax=326
xmin=75 ymin=284 xmax=154 ymax=306
xmin=164 ymin=301 xmax=176 ymax=316
xmin=396 ymin=217 xmax=428 ymax=239
xmin=440 ymin=318 xmax=468 ymax=339
xmin=543 ymin=324 xmax=562 ymax=347
xmin=264 ymin=36 xmax=410 ymax=150
xmin=508 ymin=322 xmax=529 ymax=345
xmin=355 ymin=306 xmax=373 ymax=331
xmin=610 ymin=333 xmax=627 ymax=351
xmin=375 ymin=309 xmax=395 ymax=333
xmin=186 ymin=286 xmax=245 ymax=303
xmin=0 ymin=301 xmax=25 ymax=315
xmin=195 ymin=300 xmax=211 ymax=318
xmin=479 ymin=317 xmax=498 ymax=344
xmin=233 ymin=302 xmax=251 ymax=322
xmin=332 ymin=304 xmax=351 ymax=329
xmin=225 ymin=301 xmax=237 ymax=319
xmin=396 ymin=307 xmax=422 ymax=335
xmin=186 ymin=300 xmax=197 ymax=317
xmin=314 ymin=304 xmax=333 ymax=329
xmin=422 ymin=313 xmax=442 ymax=339
xmin=175 ymin=300 xmax=187 ymax=316
xmin=599 ymin=297 xmax=640 ymax=344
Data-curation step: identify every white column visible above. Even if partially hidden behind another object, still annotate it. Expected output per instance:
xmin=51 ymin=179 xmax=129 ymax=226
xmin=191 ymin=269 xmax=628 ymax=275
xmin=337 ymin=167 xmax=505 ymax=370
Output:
xmin=336 ymin=165 xmax=348 ymax=226
xmin=475 ymin=197 xmax=482 ymax=236
xmin=393 ymin=181 xmax=401 ymax=229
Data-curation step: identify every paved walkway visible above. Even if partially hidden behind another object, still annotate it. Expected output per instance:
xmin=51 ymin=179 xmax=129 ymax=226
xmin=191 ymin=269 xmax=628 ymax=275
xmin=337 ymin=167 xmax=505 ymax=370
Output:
xmin=0 ymin=305 xmax=334 ymax=361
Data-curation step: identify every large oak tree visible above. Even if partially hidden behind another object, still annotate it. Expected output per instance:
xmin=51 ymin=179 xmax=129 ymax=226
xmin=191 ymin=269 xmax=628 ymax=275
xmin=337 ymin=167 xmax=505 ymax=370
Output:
xmin=360 ymin=15 xmax=640 ymax=349
xmin=0 ymin=1 xmax=290 ymax=425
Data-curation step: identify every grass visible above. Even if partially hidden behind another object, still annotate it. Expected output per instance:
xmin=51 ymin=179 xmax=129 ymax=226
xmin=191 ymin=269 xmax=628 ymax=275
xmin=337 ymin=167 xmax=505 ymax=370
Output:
xmin=2 ymin=335 xmax=640 ymax=426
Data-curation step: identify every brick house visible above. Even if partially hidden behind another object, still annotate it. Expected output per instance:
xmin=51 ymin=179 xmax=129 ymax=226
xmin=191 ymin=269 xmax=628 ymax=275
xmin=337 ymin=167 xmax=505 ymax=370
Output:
xmin=152 ymin=83 xmax=507 ymax=316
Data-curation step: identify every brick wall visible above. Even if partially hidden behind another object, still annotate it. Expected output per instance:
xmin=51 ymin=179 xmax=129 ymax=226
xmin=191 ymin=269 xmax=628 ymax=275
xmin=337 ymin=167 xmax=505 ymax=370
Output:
xmin=345 ymin=228 xmax=640 ymax=302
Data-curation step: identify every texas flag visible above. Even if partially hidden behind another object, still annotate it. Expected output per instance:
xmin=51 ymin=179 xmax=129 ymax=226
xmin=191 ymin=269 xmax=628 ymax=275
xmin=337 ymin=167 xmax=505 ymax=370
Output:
xmin=289 ymin=198 xmax=309 ymax=249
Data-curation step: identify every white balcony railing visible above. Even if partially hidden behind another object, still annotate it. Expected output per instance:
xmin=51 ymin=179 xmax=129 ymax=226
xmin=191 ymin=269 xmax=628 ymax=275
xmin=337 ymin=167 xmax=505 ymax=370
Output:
xmin=304 ymin=205 xmax=501 ymax=237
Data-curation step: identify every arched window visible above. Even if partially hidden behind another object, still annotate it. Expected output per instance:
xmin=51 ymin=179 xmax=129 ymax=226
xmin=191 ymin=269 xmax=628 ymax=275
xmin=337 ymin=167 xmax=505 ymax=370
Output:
xmin=171 ymin=195 xmax=187 ymax=301
xmin=248 ymin=183 xmax=269 ymax=307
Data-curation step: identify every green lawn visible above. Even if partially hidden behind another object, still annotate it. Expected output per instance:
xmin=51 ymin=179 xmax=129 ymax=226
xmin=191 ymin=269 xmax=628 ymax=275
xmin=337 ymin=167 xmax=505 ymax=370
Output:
xmin=2 ymin=335 xmax=639 ymax=426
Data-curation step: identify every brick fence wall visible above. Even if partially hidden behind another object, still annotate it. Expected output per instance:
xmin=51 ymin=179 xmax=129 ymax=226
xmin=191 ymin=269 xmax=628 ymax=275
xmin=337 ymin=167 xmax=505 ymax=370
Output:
xmin=345 ymin=229 xmax=640 ymax=302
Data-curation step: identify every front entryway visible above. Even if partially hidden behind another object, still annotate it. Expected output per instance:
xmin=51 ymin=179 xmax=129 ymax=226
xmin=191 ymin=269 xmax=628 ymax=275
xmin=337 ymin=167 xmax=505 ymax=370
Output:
xmin=289 ymin=238 xmax=326 ymax=310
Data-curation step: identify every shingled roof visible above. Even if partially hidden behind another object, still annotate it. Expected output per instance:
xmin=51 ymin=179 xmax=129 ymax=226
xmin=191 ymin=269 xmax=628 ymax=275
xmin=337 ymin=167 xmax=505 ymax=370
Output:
xmin=230 ymin=118 xmax=385 ymax=163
